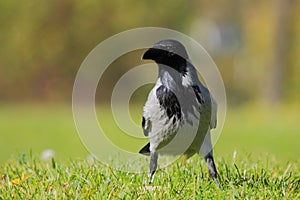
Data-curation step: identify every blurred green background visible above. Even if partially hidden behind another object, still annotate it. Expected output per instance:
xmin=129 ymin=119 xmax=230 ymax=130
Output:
xmin=0 ymin=0 xmax=299 ymax=163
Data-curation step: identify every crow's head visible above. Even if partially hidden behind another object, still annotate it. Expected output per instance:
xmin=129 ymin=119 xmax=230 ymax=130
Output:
xmin=142 ymin=39 xmax=189 ymax=75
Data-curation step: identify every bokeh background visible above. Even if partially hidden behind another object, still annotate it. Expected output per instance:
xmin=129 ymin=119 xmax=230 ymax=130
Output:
xmin=0 ymin=0 xmax=299 ymax=163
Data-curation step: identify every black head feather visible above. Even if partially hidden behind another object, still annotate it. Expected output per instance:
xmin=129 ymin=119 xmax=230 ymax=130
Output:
xmin=142 ymin=39 xmax=188 ymax=75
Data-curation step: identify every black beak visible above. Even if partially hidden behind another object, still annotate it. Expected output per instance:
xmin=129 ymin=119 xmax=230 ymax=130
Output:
xmin=142 ymin=48 xmax=161 ymax=60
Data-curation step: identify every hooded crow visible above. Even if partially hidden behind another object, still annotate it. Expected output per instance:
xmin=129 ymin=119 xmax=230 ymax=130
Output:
xmin=139 ymin=39 xmax=219 ymax=187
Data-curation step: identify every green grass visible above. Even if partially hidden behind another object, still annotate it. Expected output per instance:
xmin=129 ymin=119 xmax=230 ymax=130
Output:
xmin=215 ymin=103 xmax=300 ymax=162
xmin=0 ymin=103 xmax=300 ymax=198
xmin=0 ymin=104 xmax=88 ymax=162
xmin=0 ymin=103 xmax=299 ymax=162
xmin=0 ymin=153 xmax=299 ymax=199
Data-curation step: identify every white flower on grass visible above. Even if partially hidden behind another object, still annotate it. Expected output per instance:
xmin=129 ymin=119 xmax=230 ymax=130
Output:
xmin=233 ymin=150 xmax=237 ymax=162
xmin=86 ymin=154 xmax=96 ymax=163
xmin=41 ymin=149 xmax=55 ymax=161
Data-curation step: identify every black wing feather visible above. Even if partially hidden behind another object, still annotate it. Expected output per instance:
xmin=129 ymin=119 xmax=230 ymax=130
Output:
xmin=192 ymin=85 xmax=204 ymax=104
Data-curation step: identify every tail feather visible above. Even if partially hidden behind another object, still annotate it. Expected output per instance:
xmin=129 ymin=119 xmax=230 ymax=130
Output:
xmin=139 ymin=143 xmax=150 ymax=156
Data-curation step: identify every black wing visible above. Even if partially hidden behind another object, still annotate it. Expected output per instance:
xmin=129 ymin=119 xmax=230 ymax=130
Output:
xmin=192 ymin=85 xmax=204 ymax=105
xmin=193 ymin=84 xmax=217 ymax=129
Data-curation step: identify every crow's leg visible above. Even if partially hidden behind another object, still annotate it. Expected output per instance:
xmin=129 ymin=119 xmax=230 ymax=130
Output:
xmin=148 ymin=151 xmax=158 ymax=184
xmin=205 ymin=151 xmax=220 ymax=188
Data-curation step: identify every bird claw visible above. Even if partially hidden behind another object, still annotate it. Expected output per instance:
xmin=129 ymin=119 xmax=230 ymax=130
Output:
xmin=213 ymin=178 xmax=220 ymax=189
xmin=148 ymin=173 xmax=153 ymax=184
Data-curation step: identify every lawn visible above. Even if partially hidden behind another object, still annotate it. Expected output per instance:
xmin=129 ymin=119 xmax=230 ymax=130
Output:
xmin=0 ymin=152 xmax=299 ymax=199
xmin=0 ymin=103 xmax=299 ymax=198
